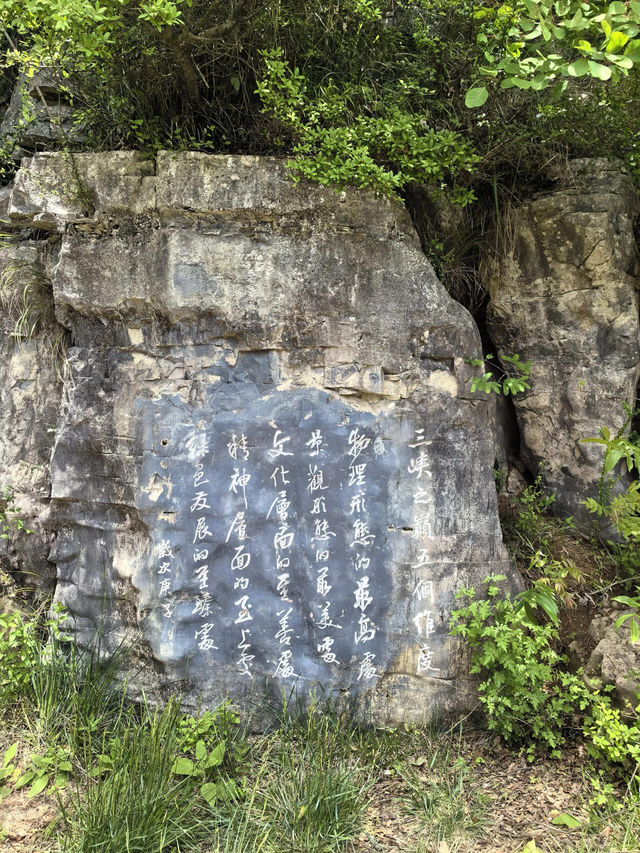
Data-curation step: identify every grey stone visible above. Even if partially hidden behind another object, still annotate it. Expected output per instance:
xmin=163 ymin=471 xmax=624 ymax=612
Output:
xmin=585 ymin=609 xmax=640 ymax=712
xmin=0 ymin=240 xmax=63 ymax=588
xmin=0 ymin=70 xmax=81 ymax=154
xmin=483 ymin=159 xmax=640 ymax=523
xmin=5 ymin=151 xmax=515 ymax=725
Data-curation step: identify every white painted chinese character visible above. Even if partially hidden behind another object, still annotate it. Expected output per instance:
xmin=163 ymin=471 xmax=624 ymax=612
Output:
xmin=310 ymin=496 xmax=327 ymax=515
xmin=355 ymin=613 xmax=376 ymax=644
xmin=195 ymin=564 xmax=209 ymax=589
xmin=270 ymin=465 xmax=290 ymax=487
xmin=234 ymin=595 xmax=253 ymax=624
xmin=306 ymin=429 xmax=324 ymax=456
xmin=357 ymin=652 xmax=377 ymax=681
xmin=373 ymin=436 xmax=386 ymax=456
xmin=351 ymin=519 xmax=374 ymax=547
xmin=348 ymin=428 xmax=371 ymax=461
xmin=190 ymin=491 xmax=211 ymax=513
xmin=276 ymin=554 xmax=290 ymax=570
xmin=193 ymin=548 xmax=209 ymax=561
xmin=348 ymin=463 xmax=367 ymax=487
xmin=312 ymin=518 xmax=336 ymax=542
xmin=226 ymin=511 xmax=247 ymax=542
xmin=157 ymin=561 xmax=171 ymax=575
xmin=408 ymin=428 xmax=431 ymax=449
xmin=193 ymin=517 xmax=212 ymax=543
xmin=186 ymin=430 xmax=209 ymax=459
xmin=192 ymin=591 xmax=213 ymax=617
xmin=231 ymin=545 xmax=251 ymax=572
xmin=408 ymin=451 xmax=432 ymax=479
xmin=274 ymin=524 xmax=294 ymax=551
xmin=193 ymin=463 xmax=209 ymax=488
xmin=195 ymin=623 xmax=218 ymax=651
xmin=315 ymin=549 xmax=330 ymax=563
xmin=413 ymin=579 xmax=435 ymax=603
xmin=159 ymin=578 xmax=171 ymax=597
xmin=277 ymin=573 xmax=291 ymax=601
xmin=234 ymin=576 xmax=249 ymax=590
xmin=273 ymin=649 xmax=295 ymax=679
xmin=414 ymin=488 xmax=430 ymax=505
xmin=316 ymin=567 xmax=332 ymax=598
xmin=353 ymin=553 xmax=370 ymax=573
xmin=227 ymin=433 xmax=249 ymax=461
xmin=276 ymin=608 xmax=293 ymax=645
xmin=353 ymin=576 xmax=373 ymax=612
xmin=349 ymin=491 xmax=367 ymax=515
xmin=267 ymin=491 xmax=290 ymax=521
xmin=413 ymin=515 xmax=431 ymax=537
xmin=318 ymin=637 xmax=337 ymax=664
xmin=157 ymin=539 xmax=173 ymax=559
xmin=413 ymin=609 xmax=436 ymax=638
xmin=162 ymin=600 xmax=175 ymax=619
xmin=237 ymin=629 xmax=254 ymax=677
xmin=268 ymin=428 xmax=293 ymax=459
xmin=417 ymin=645 xmax=440 ymax=674
xmin=412 ymin=549 xmax=429 ymax=569
xmin=307 ymin=465 xmax=328 ymax=493
xmin=229 ymin=467 xmax=251 ymax=508
xmin=317 ymin=602 xmax=342 ymax=630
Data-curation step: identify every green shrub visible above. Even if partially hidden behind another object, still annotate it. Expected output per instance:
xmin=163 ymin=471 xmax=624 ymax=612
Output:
xmin=449 ymin=575 xmax=591 ymax=758
xmin=0 ymin=607 xmax=44 ymax=710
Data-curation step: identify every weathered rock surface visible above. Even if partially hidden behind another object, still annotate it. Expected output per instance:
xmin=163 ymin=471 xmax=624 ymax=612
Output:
xmin=0 ymin=69 xmax=81 ymax=163
xmin=585 ymin=609 xmax=640 ymax=712
xmin=0 ymin=239 xmax=63 ymax=587
xmin=3 ymin=151 xmax=515 ymax=725
xmin=483 ymin=159 xmax=640 ymax=522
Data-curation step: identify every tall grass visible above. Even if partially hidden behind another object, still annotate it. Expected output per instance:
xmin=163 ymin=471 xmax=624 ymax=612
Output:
xmin=60 ymin=699 xmax=217 ymax=853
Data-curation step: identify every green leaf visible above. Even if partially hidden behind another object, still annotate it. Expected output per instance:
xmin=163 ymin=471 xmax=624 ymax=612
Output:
xmin=171 ymin=757 xmax=195 ymax=775
xmin=631 ymin=619 xmax=640 ymax=644
xmin=3 ymin=743 xmax=17 ymax=767
xmin=465 ymin=86 xmax=488 ymax=108
xmin=195 ymin=739 xmax=207 ymax=761
xmin=606 ymin=31 xmax=630 ymax=52
xmin=14 ymin=771 xmax=35 ymax=789
xmin=588 ymin=60 xmax=612 ymax=80
xmin=552 ymin=813 xmax=581 ymax=828
xmin=28 ymin=775 xmax=49 ymax=798
xmin=200 ymin=781 xmax=219 ymax=804
xmin=205 ymin=742 xmax=225 ymax=768
xmin=566 ymin=58 xmax=589 ymax=76
xmin=230 ymin=75 xmax=240 ymax=93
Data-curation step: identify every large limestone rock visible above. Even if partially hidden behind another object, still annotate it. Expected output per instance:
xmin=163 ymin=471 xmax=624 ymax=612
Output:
xmin=0 ymin=239 xmax=64 ymax=587
xmin=4 ymin=151 xmax=515 ymax=725
xmin=483 ymin=159 xmax=640 ymax=522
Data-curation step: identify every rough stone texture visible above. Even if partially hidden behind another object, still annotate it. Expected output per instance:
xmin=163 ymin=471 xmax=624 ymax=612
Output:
xmin=0 ymin=239 xmax=63 ymax=587
xmin=4 ymin=151 xmax=515 ymax=725
xmin=483 ymin=159 xmax=640 ymax=522
xmin=585 ymin=610 xmax=640 ymax=712
xmin=0 ymin=69 xmax=81 ymax=158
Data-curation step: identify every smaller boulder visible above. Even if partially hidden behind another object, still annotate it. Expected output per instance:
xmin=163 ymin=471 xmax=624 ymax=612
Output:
xmin=585 ymin=609 xmax=640 ymax=712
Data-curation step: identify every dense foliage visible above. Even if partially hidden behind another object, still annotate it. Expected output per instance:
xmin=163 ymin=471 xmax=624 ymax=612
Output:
xmin=1 ymin=1 xmax=640 ymax=200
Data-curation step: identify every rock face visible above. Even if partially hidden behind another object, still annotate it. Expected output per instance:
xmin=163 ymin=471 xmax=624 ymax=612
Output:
xmin=585 ymin=610 xmax=640 ymax=712
xmin=3 ymin=151 xmax=514 ymax=725
xmin=0 ymin=239 xmax=64 ymax=586
xmin=484 ymin=159 xmax=640 ymax=522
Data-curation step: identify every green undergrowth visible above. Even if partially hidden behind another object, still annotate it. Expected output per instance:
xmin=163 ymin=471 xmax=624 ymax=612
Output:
xmin=0 ymin=599 xmax=639 ymax=853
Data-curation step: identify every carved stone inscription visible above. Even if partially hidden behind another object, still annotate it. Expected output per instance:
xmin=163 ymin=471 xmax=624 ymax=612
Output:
xmin=136 ymin=386 xmax=442 ymax=692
